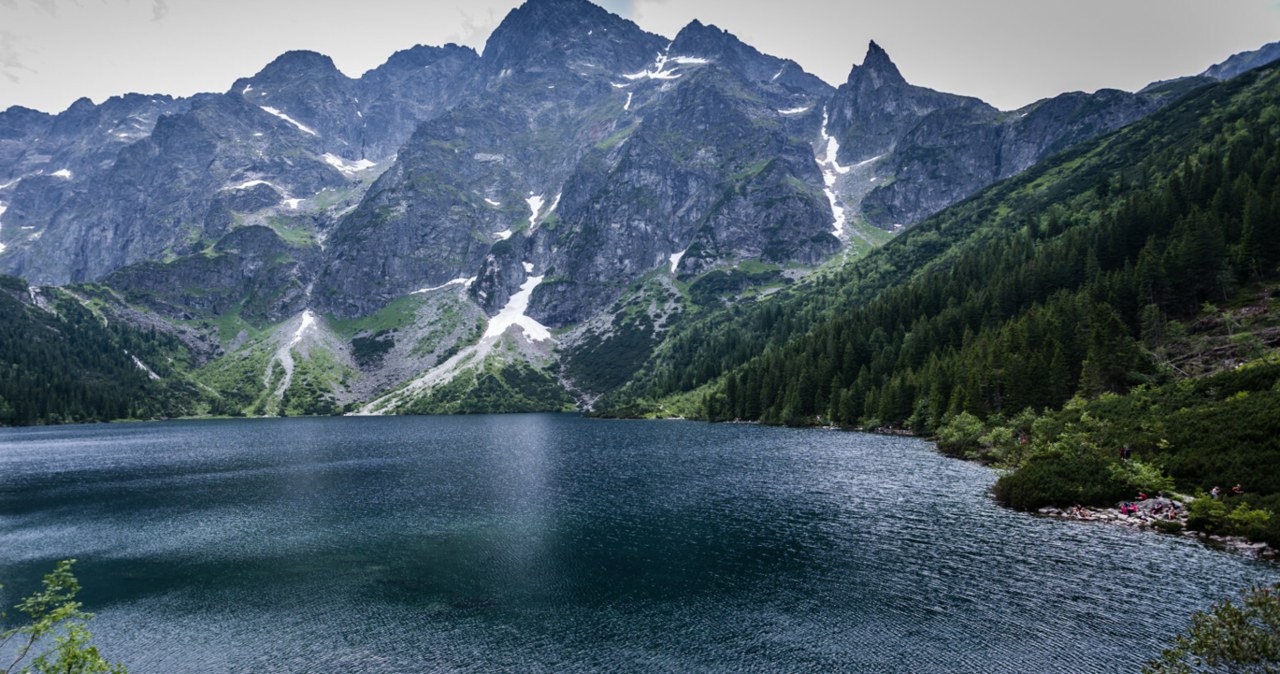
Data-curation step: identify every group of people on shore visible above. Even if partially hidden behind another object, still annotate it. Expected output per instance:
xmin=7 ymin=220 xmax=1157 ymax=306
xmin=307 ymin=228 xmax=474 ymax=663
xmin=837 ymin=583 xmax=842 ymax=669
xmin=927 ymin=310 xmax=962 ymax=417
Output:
xmin=1118 ymin=494 xmax=1181 ymax=521
xmin=1209 ymin=484 xmax=1245 ymax=499
xmin=1060 ymin=493 xmax=1186 ymax=523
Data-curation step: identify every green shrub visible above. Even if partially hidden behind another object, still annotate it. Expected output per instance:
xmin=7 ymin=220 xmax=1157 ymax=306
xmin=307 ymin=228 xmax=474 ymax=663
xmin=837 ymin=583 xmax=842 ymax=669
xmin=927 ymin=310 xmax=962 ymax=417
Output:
xmin=993 ymin=452 xmax=1129 ymax=511
xmin=936 ymin=412 xmax=985 ymax=457
xmin=1227 ymin=504 xmax=1274 ymax=541
xmin=1109 ymin=460 xmax=1176 ymax=495
xmin=1186 ymin=496 xmax=1230 ymax=534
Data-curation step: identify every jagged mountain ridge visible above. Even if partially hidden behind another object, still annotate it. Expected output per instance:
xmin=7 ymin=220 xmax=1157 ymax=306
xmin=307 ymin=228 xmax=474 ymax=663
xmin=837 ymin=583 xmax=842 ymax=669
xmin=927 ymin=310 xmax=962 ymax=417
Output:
xmin=1 ymin=0 xmax=1275 ymax=419
xmin=0 ymin=42 xmax=478 ymax=284
xmin=825 ymin=42 xmax=1162 ymax=228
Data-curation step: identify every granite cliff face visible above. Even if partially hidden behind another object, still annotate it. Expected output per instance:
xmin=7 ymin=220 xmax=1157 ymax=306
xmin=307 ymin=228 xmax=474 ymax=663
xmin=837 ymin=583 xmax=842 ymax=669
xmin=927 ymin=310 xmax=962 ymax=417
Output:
xmin=527 ymin=68 xmax=835 ymax=326
xmin=317 ymin=4 xmax=842 ymax=325
xmin=825 ymin=43 xmax=1161 ymax=229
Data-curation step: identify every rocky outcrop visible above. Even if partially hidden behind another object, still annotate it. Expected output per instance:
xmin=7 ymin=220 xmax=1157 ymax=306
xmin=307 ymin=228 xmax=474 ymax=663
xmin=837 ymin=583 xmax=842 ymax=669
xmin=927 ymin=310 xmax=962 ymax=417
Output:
xmin=827 ymin=42 xmax=1163 ymax=229
xmin=1202 ymin=41 xmax=1280 ymax=81
xmin=529 ymin=69 xmax=834 ymax=325
xmin=105 ymin=225 xmax=316 ymax=324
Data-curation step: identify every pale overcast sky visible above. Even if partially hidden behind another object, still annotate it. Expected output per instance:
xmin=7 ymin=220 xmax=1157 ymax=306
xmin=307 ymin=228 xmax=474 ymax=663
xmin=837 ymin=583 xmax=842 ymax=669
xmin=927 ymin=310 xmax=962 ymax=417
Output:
xmin=1 ymin=0 xmax=1277 ymax=113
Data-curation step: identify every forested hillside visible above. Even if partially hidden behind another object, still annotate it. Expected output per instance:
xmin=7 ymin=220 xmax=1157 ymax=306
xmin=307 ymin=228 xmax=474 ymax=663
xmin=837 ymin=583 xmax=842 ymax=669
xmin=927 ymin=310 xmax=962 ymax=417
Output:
xmin=0 ymin=277 xmax=204 ymax=425
xmin=606 ymin=62 xmax=1280 ymax=427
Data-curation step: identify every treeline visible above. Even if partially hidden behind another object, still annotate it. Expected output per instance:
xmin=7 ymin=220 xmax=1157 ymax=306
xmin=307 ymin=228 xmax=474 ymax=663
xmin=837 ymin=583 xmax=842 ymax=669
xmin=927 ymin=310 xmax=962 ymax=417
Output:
xmin=0 ymin=277 xmax=202 ymax=425
xmin=695 ymin=64 xmax=1280 ymax=430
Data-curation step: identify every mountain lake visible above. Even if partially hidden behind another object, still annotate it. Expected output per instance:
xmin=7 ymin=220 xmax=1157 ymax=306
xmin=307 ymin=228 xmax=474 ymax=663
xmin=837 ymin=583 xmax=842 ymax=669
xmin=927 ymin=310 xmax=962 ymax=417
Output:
xmin=1 ymin=414 xmax=1276 ymax=672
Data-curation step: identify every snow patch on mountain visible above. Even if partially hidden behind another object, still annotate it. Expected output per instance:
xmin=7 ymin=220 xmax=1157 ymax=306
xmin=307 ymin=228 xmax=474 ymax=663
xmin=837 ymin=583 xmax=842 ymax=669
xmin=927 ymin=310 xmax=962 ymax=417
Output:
xmin=223 ymin=179 xmax=279 ymax=192
xmin=128 ymin=352 xmax=161 ymax=380
xmin=624 ymin=44 xmax=706 ymax=81
xmin=411 ymin=277 xmax=474 ymax=295
xmin=260 ymin=106 xmax=318 ymax=136
xmin=322 ymin=153 xmax=376 ymax=176
xmin=668 ymin=56 xmax=711 ymax=66
xmin=669 ymin=248 xmax=687 ymax=274
xmin=359 ymin=276 xmax=553 ymax=415
xmin=484 ymin=275 xmax=551 ymax=343
xmin=289 ymin=310 xmax=315 ymax=348
xmin=527 ymin=194 xmax=546 ymax=225
xmin=818 ymin=108 xmax=851 ymax=239
xmin=264 ymin=309 xmax=318 ymax=414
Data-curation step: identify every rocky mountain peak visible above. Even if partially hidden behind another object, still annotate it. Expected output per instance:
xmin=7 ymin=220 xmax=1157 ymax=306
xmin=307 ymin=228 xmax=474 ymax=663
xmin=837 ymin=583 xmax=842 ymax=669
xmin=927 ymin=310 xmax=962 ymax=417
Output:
xmin=372 ymin=43 xmax=478 ymax=75
xmin=481 ymin=0 xmax=664 ymax=76
xmin=670 ymin=19 xmax=720 ymax=52
xmin=850 ymin=40 xmax=906 ymax=87
xmin=63 ymin=97 xmax=98 ymax=116
xmin=246 ymin=50 xmax=347 ymax=86
xmin=668 ymin=18 xmax=831 ymax=100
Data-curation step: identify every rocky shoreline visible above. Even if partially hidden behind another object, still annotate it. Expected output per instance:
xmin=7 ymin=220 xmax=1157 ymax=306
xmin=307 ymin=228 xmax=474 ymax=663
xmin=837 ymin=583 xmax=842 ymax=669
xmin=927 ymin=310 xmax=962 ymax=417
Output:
xmin=1037 ymin=499 xmax=1278 ymax=560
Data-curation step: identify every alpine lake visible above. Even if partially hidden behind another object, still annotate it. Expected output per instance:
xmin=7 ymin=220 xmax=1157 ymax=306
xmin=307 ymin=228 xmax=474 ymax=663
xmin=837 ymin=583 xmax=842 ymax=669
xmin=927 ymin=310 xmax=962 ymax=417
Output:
xmin=1 ymin=414 xmax=1276 ymax=673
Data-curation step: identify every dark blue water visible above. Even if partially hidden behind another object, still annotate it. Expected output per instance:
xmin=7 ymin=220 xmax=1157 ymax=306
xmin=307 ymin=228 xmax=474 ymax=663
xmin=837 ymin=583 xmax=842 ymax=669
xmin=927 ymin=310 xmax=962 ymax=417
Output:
xmin=0 ymin=415 xmax=1275 ymax=673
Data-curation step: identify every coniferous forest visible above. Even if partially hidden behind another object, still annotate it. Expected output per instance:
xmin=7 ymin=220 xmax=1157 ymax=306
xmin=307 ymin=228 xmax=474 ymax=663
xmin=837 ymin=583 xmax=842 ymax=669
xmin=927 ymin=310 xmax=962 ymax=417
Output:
xmin=0 ymin=277 xmax=202 ymax=425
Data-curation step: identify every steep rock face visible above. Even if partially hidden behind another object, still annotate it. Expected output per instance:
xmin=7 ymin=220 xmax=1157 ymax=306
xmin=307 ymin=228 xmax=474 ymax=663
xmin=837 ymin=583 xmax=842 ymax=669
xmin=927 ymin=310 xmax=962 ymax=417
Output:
xmin=315 ymin=0 xmax=669 ymax=318
xmin=231 ymin=45 xmax=481 ymax=160
xmin=317 ymin=4 xmax=846 ymax=325
xmin=0 ymin=95 xmax=186 ymax=258
xmin=104 ymin=225 xmax=315 ymax=325
xmin=829 ymin=42 xmax=1162 ymax=228
xmin=231 ymin=51 xmax=363 ymax=151
xmin=999 ymin=89 xmax=1160 ymax=171
xmin=7 ymin=93 xmax=347 ymax=283
xmin=0 ymin=94 xmax=185 ymax=183
xmin=315 ymin=103 xmax=536 ymax=318
xmin=528 ymin=69 xmax=835 ymax=326
xmin=355 ymin=44 xmax=481 ymax=158
xmin=667 ymin=20 xmax=831 ymax=105
xmin=0 ymin=43 xmax=476 ymax=284
xmin=861 ymin=88 xmax=1159 ymax=227
xmin=826 ymin=41 xmax=992 ymax=165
